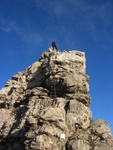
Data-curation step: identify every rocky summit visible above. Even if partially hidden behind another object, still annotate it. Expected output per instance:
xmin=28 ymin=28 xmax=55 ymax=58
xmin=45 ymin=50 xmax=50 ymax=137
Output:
xmin=0 ymin=48 xmax=113 ymax=150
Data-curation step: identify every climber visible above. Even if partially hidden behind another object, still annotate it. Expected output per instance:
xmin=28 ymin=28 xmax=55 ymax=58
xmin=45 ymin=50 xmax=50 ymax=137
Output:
xmin=52 ymin=41 xmax=58 ymax=51
xmin=74 ymin=123 xmax=82 ymax=129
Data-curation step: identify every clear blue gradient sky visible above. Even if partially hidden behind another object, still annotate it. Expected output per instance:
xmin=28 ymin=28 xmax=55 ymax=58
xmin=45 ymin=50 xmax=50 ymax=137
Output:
xmin=0 ymin=0 xmax=113 ymax=134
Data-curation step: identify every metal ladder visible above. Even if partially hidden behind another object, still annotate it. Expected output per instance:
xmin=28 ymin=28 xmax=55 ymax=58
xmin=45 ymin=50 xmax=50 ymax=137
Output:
xmin=50 ymin=78 xmax=56 ymax=99
xmin=49 ymin=52 xmax=57 ymax=99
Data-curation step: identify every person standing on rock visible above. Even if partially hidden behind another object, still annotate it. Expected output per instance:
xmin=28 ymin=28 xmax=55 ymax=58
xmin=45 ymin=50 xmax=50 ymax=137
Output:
xmin=52 ymin=41 xmax=58 ymax=51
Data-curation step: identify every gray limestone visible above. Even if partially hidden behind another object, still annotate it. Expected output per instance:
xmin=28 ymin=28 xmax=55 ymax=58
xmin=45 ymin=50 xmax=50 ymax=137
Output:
xmin=0 ymin=48 xmax=113 ymax=150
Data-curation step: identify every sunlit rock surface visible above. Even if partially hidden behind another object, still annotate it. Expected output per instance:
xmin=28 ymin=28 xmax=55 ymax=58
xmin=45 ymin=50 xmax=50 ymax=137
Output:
xmin=0 ymin=48 xmax=113 ymax=150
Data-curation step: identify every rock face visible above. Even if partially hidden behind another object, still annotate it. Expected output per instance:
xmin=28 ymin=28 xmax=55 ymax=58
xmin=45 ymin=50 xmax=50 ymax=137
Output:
xmin=0 ymin=48 xmax=113 ymax=150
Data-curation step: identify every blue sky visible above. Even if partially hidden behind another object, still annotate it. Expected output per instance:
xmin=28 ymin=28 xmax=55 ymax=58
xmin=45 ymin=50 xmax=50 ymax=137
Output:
xmin=0 ymin=0 xmax=113 ymax=134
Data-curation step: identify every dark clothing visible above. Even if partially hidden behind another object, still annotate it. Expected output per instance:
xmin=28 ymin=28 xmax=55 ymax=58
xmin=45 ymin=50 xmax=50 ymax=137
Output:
xmin=52 ymin=42 xmax=58 ymax=51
